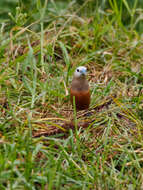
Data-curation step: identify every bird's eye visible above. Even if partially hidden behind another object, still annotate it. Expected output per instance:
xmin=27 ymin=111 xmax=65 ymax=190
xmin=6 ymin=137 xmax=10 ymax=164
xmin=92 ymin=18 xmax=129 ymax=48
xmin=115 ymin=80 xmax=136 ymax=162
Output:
xmin=77 ymin=69 xmax=79 ymax=72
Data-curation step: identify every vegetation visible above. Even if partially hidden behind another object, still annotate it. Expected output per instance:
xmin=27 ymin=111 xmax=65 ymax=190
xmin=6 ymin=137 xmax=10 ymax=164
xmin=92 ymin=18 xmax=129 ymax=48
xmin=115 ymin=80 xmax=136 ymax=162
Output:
xmin=1 ymin=0 xmax=143 ymax=189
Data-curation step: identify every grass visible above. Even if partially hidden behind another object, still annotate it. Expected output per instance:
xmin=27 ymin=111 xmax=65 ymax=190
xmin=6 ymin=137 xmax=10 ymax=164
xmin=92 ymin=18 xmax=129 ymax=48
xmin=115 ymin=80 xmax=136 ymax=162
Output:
xmin=1 ymin=0 xmax=143 ymax=189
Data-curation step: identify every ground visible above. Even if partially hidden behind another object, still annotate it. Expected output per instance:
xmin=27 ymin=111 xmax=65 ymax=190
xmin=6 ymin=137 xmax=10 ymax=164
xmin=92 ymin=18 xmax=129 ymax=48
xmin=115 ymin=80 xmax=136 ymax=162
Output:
xmin=0 ymin=0 xmax=143 ymax=189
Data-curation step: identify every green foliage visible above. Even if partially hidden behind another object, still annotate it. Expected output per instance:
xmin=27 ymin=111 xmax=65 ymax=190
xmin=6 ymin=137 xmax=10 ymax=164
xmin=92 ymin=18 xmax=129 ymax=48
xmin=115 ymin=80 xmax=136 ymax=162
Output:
xmin=0 ymin=0 xmax=143 ymax=32
xmin=1 ymin=0 xmax=143 ymax=189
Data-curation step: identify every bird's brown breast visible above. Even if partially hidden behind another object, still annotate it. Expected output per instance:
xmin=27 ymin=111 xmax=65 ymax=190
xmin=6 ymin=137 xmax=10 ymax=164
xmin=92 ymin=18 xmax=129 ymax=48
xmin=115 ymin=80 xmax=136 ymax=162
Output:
xmin=70 ymin=89 xmax=90 ymax=110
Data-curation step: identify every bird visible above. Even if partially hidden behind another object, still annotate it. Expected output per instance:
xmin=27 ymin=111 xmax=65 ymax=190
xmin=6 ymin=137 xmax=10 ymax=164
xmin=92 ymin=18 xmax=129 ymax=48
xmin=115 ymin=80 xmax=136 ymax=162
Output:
xmin=70 ymin=66 xmax=90 ymax=110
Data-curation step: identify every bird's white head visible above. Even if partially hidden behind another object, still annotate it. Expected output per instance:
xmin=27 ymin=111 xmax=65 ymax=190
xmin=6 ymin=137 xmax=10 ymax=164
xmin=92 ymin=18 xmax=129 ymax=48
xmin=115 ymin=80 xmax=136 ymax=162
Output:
xmin=74 ymin=66 xmax=87 ymax=78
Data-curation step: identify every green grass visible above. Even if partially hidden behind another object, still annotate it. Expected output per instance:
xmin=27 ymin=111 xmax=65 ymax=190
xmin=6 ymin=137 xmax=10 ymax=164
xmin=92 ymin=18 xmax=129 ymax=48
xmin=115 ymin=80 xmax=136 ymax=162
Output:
xmin=1 ymin=0 xmax=143 ymax=189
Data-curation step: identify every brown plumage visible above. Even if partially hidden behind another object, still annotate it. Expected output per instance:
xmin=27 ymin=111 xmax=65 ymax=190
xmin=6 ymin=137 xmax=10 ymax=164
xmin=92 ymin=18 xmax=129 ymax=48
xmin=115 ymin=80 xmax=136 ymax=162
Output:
xmin=70 ymin=66 xmax=90 ymax=110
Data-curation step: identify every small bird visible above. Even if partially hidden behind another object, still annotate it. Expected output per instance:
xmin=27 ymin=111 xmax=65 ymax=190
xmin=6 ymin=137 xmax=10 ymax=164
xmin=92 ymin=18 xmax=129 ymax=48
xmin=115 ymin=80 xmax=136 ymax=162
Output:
xmin=70 ymin=66 xmax=90 ymax=110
